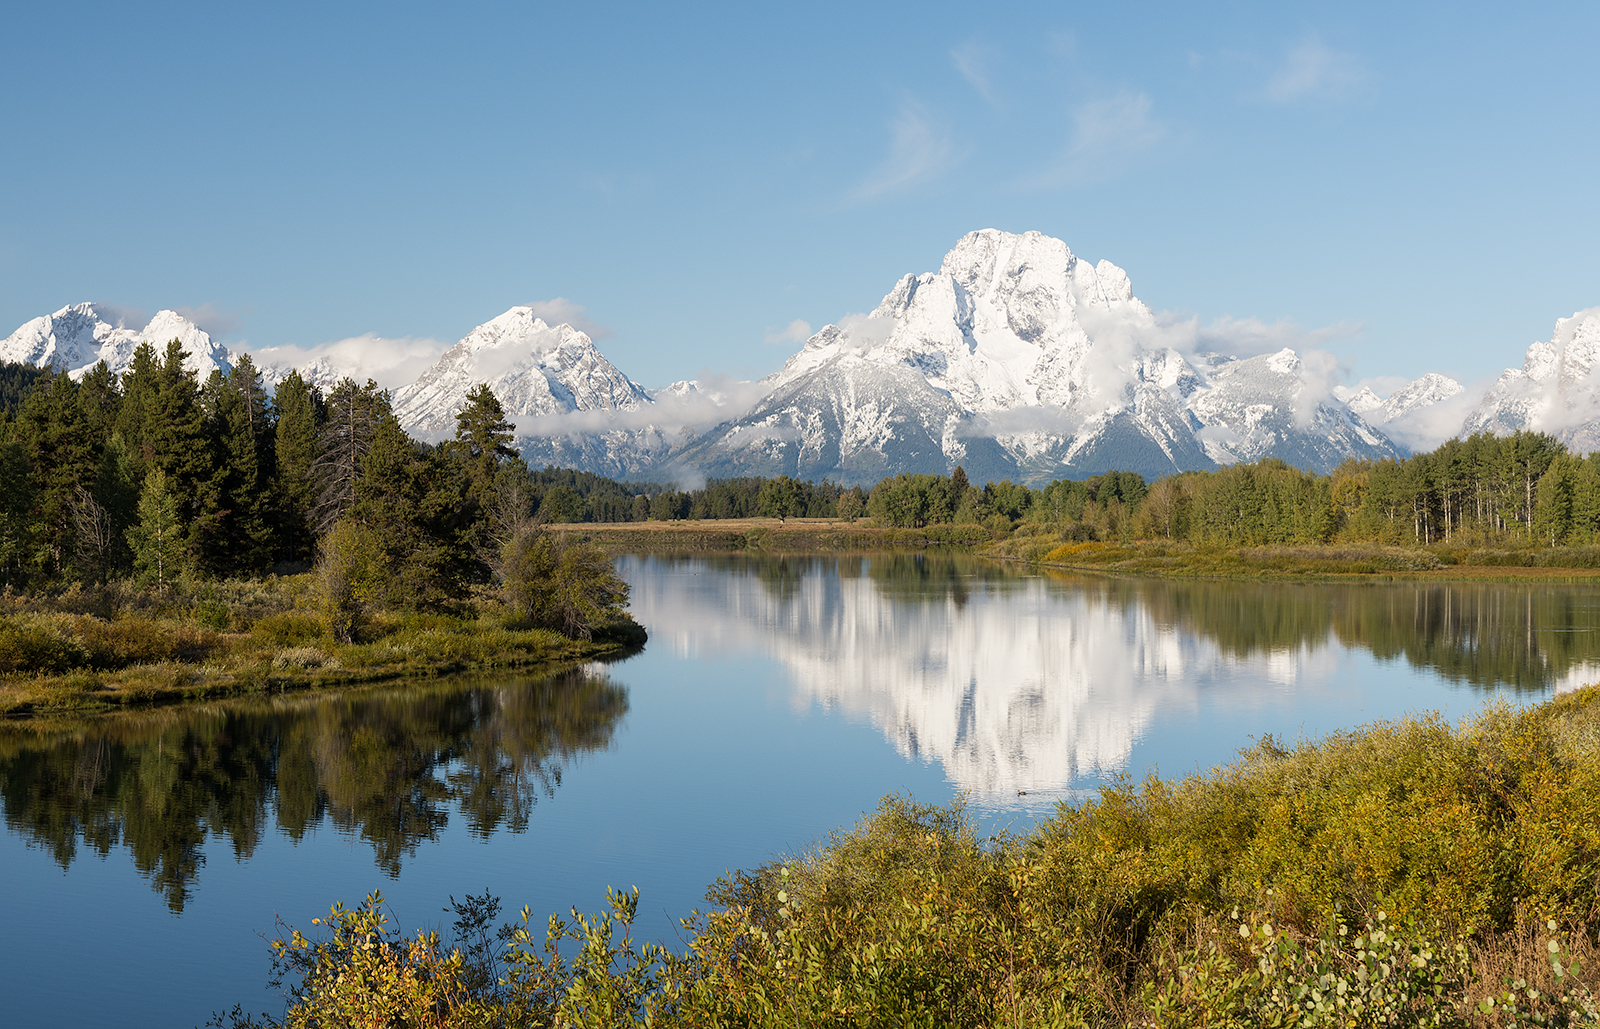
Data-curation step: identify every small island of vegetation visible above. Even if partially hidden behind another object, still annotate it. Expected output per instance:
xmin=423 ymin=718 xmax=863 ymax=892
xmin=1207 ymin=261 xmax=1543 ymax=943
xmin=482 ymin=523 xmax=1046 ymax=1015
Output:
xmin=0 ymin=350 xmax=641 ymax=717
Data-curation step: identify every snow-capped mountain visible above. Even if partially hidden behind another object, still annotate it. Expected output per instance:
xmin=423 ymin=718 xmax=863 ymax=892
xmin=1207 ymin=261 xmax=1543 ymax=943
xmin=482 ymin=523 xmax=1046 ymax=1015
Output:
xmin=0 ymin=303 xmax=235 ymax=381
xmin=1332 ymin=372 xmax=1470 ymax=453
xmin=1189 ymin=349 xmax=1394 ymax=469
xmin=682 ymin=230 xmax=1398 ymax=483
xmin=390 ymin=306 xmax=685 ymax=478
xmin=1464 ymin=309 xmax=1600 ymax=451
xmin=1336 ymin=372 xmax=1465 ymax=426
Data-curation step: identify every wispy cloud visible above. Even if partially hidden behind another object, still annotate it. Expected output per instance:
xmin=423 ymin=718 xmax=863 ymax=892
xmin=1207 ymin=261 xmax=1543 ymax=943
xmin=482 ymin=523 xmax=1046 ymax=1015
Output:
xmin=950 ymin=43 xmax=1000 ymax=107
xmin=250 ymin=334 xmax=449 ymax=391
xmin=1024 ymin=91 xmax=1167 ymax=188
xmin=526 ymin=297 xmax=612 ymax=339
xmin=764 ymin=319 xmax=813 ymax=346
xmin=849 ymin=102 xmax=957 ymax=202
xmin=1191 ymin=314 xmax=1361 ymax=356
xmin=1263 ymin=36 xmax=1370 ymax=104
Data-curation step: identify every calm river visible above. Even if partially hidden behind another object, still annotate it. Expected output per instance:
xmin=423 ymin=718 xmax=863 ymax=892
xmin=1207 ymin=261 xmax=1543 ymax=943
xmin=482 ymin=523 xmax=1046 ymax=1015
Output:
xmin=3 ymin=553 xmax=1600 ymax=1026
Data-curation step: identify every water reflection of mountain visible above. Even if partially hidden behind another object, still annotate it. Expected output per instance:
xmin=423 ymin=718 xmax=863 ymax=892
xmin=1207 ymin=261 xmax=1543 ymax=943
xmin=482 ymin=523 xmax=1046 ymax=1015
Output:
xmin=0 ymin=670 xmax=626 ymax=911
xmin=624 ymin=554 xmax=1600 ymax=800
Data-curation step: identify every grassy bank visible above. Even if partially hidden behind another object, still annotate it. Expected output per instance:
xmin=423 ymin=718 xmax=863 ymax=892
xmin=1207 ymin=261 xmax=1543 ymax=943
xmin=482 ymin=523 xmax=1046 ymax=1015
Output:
xmin=0 ymin=576 xmax=644 ymax=718
xmin=544 ymin=517 xmax=993 ymax=553
xmin=1013 ymin=538 xmax=1600 ymax=582
xmin=230 ymin=687 xmax=1600 ymax=1028
xmin=553 ymin=518 xmax=1600 ymax=582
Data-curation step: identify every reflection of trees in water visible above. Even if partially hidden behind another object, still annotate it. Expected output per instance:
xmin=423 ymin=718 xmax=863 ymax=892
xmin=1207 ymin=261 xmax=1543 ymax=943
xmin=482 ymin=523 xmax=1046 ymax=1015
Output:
xmin=636 ymin=552 xmax=1600 ymax=693
xmin=641 ymin=552 xmax=1018 ymax=610
xmin=1066 ymin=574 xmax=1600 ymax=693
xmin=0 ymin=670 xmax=627 ymax=911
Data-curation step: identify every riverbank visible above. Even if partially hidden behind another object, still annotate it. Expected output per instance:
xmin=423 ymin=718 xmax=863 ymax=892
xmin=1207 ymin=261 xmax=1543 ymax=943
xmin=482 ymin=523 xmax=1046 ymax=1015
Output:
xmin=238 ymin=686 xmax=1600 ymax=1027
xmin=0 ymin=576 xmax=644 ymax=719
xmin=544 ymin=517 xmax=991 ymax=552
xmin=551 ymin=519 xmax=1600 ymax=582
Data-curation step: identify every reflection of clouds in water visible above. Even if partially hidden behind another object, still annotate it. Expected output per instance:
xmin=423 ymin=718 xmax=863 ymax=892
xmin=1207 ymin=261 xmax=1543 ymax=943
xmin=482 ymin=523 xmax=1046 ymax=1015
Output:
xmin=623 ymin=557 xmax=1345 ymax=803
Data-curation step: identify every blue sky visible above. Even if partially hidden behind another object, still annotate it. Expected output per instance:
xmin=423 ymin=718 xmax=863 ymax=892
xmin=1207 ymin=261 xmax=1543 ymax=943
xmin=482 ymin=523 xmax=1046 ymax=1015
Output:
xmin=3 ymin=1 xmax=1597 ymax=391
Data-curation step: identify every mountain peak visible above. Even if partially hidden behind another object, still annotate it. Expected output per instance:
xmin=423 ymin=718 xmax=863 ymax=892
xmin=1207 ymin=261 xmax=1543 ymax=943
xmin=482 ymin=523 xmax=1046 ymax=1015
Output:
xmin=0 ymin=303 xmax=231 ymax=380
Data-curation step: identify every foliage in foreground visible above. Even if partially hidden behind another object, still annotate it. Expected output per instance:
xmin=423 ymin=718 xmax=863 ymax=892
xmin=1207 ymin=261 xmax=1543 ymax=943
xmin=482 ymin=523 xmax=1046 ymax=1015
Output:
xmin=221 ymin=687 xmax=1600 ymax=1027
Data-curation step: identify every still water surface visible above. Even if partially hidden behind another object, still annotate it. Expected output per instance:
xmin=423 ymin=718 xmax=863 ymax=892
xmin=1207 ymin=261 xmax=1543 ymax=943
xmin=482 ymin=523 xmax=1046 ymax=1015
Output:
xmin=3 ymin=553 xmax=1600 ymax=1026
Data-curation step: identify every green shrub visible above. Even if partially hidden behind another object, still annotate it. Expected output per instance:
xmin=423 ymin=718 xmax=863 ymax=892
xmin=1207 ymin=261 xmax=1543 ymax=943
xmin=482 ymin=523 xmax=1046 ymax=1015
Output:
xmin=0 ymin=616 xmax=88 ymax=673
xmin=253 ymin=611 xmax=324 ymax=646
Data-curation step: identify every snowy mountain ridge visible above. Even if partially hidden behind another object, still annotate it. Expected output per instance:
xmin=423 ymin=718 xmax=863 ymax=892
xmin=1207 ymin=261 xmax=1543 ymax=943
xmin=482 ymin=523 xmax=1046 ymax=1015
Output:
xmin=11 ymin=230 xmax=1600 ymax=484
xmin=0 ymin=303 xmax=236 ymax=381
xmin=681 ymin=229 xmax=1399 ymax=483
xmin=1464 ymin=308 xmax=1600 ymax=453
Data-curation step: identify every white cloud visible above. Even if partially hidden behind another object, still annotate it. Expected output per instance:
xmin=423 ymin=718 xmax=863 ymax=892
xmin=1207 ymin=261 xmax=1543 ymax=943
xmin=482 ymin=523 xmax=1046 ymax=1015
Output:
xmin=764 ymin=319 xmax=813 ymax=346
xmin=837 ymin=311 xmax=897 ymax=348
xmin=1026 ymin=91 xmax=1167 ymax=188
xmin=507 ymin=373 xmax=773 ymax=440
xmin=1264 ymin=36 xmax=1370 ymax=104
xmin=1381 ymin=387 xmax=1486 ymax=452
xmin=250 ymin=334 xmax=449 ymax=391
xmin=849 ymin=102 xmax=957 ymax=202
xmin=951 ymin=43 xmax=1000 ymax=106
xmin=526 ymin=297 xmax=612 ymax=339
xmin=1191 ymin=314 xmax=1361 ymax=357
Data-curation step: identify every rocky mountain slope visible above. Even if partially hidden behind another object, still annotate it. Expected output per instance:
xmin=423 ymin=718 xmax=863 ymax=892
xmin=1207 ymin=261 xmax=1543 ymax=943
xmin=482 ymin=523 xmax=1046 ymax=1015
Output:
xmin=681 ymin=230 xmax=1399 ymax=483
xmin=14 ymin=233 xmax=1596 ymax=485
xmin=1464 ymin=308 xmax=1600 ymax=452
xmin=0 ymin=303 xmax=235 ymax=381
xmin=391 ymin=306 xmax=684 ymax=478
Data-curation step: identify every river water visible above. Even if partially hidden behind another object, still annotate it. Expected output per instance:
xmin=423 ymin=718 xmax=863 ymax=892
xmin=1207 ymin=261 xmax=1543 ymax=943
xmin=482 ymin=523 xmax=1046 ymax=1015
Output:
xmin=3 ymin=553 xmax=1599 ymax=1027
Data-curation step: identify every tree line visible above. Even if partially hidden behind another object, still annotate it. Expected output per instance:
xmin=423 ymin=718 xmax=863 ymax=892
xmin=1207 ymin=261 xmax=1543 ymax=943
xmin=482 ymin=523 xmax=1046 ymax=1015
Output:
xmin=0 ymin=348 xmax=607 ymax=621
xmin=3 ymin=344 xmax=1593 ymax=599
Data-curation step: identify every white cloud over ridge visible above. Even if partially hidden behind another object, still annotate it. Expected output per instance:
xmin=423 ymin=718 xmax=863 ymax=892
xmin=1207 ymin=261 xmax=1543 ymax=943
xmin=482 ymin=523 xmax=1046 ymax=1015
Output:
xmin=251 ymin=334 xmax=449 ymax=390
xmin=764 ymin=319 xmax=813 ymax=345
xmin=525 ymin=298 xmax=612 ymax=339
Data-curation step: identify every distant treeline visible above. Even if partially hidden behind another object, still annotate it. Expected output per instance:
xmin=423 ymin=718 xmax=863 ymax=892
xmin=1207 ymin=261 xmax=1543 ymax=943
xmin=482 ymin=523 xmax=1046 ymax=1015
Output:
xmin=2 ymin=346 xmax=1592 ymax=595
xmin=539 ymin=430 xmax=1597 ymax=550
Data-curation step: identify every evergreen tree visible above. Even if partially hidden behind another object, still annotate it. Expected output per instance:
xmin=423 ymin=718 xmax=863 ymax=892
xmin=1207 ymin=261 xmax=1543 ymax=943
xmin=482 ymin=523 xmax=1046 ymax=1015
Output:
xmin=114 ymin=342 xmax=162 ymax=480
xmin=127 ymin=468 xmax=185 ymax=589
xmin=313 ymin=378 xmax=388 ymax=534
xmin=344 ymin=415 xmax=480 ymax=609
xmin=0 ymin=436 xmax=39 ymax=586
xmin=199 ymin=357 xmax=275 ymax=574
xmin=272 ymin=370 xmax=323 ymax=565
xmin=16 ymin=372 xmax=101 ymax=573
xmin=76 ymin=360 xmax=121 ymax=440
xmin=448 ymin=383 xmax=521 ymax=556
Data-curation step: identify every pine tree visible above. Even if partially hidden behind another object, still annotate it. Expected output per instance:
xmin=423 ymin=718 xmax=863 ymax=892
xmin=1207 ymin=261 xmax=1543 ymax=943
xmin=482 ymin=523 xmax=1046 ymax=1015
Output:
xmin=0 ymin=436 xmax=39 ymax=587
xmin=16 ymin=372 xmax=101 ymax=573
xmin=198 ymin=356 xmax=275 ymax=574
xmin=312 ymin=378 xmax=388 ymax=534
xmin=127 ymin=468 xmax=185 ymax=589
xmin=448 ymin=383 xmax=521 ymax=556
xmin=115 ymin=342 xmax=162 ymax=480
xmin=273 ymin=370 xmax=323 ymax=564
